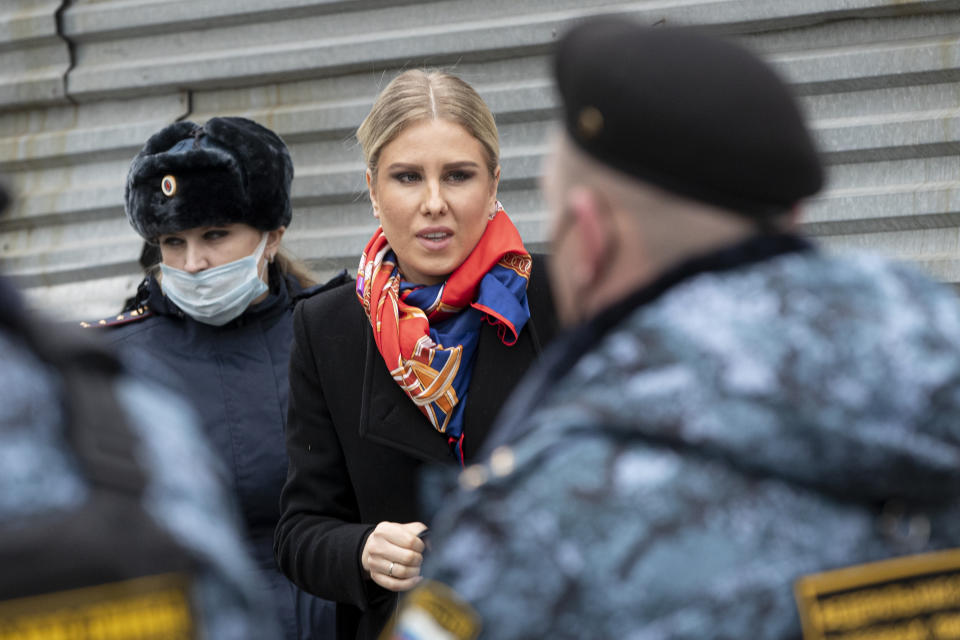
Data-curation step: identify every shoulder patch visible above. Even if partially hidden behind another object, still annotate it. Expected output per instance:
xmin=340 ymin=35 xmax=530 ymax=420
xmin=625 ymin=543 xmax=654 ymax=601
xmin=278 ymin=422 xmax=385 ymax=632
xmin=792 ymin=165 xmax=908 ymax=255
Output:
xmin=0 ymin=573 xmax=194 ymax=639
xmin=795 ymin=548 xmax=960 ymax=640
xmin=80 ymin=305 xmax=154 ymax=329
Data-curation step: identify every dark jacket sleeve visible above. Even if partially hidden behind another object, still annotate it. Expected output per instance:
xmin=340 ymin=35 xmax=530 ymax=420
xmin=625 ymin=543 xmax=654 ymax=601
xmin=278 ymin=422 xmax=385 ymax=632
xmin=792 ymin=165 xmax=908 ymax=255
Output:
xmin=274 ymin=298 xmax=375 ymax=609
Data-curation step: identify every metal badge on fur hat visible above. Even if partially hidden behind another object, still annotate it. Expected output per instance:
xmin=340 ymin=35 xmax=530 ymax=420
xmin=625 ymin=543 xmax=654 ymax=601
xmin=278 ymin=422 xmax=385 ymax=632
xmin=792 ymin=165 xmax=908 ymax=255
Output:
xmin=124 ymin=117 xmax=293 ymax=240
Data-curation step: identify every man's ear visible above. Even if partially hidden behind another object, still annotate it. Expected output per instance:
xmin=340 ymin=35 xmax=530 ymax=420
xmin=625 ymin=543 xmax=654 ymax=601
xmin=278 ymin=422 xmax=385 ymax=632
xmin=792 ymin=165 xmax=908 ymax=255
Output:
xmin=566 ymin=186 xmax=613 ymax=288
xmin=366 ymin=169 xmax=380 ymax=218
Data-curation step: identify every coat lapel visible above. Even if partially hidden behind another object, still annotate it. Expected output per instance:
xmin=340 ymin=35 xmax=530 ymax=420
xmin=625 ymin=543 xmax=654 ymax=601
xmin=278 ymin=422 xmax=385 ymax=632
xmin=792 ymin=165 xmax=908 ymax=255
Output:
xmin=459 ymin=320 xmax=538 ymax=461
xmin=358 ymin=326 xmax=454 ymax=463
xmin=461 ymin=256 xmax=556 ymax=459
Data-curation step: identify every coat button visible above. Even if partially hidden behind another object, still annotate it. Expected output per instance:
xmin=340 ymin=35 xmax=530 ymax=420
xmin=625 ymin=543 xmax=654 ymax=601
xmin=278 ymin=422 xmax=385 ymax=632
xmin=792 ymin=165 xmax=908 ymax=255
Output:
xmin=459 ymin=465 xmax=489 ymax=490
xmin=489 ymin=446 xmax=516 ymax=478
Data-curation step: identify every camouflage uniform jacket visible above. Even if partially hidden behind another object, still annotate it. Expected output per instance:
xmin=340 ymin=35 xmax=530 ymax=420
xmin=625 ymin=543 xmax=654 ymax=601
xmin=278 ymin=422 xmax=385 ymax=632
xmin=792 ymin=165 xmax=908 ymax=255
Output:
xmin=0 ymin=277 xmax=280 ymax=638
xmin=419 ymin=234 xmax=960 ymax=639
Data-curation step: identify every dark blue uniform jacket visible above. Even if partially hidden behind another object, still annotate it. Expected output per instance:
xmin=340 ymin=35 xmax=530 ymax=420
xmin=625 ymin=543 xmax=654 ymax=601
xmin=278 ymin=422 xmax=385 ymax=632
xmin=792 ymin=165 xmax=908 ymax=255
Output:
xmin=99 ymin=267 xmax=339 ymax=640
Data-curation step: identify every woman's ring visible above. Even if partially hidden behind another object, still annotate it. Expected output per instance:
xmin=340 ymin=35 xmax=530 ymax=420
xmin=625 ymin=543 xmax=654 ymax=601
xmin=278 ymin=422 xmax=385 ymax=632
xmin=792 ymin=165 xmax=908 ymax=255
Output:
xmin=388 ymin=561 xmax=395 ymax=577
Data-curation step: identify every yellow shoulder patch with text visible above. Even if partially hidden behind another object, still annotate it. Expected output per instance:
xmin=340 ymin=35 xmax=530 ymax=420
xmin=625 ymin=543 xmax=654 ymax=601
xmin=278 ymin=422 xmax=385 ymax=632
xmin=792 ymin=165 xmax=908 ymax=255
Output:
xmin=795 ymin=548 xmax=960 ymax=640
xmin=0 ymin=573 xmax=195 ymax=640
xmin=380 ymin=580 xmax=481 ymax=640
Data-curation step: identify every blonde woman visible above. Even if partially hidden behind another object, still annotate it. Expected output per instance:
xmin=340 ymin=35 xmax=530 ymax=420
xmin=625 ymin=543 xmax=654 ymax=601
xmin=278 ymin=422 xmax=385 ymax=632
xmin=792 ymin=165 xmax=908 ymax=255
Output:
xmin=274 ymin=71 xmax=558 ymax=639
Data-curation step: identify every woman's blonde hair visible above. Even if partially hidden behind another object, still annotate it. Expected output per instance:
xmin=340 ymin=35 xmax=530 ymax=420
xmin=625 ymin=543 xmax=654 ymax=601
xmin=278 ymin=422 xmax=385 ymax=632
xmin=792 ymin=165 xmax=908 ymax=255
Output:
xmin=357 ymin=69 xmax=499 ymax=179
xmin=274 ymin=247 xmax=318 ymax=289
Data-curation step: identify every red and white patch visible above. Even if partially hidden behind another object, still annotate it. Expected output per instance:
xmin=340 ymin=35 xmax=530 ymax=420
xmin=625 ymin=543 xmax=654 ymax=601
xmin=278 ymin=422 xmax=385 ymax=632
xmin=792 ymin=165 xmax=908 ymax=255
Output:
xmin=161 ymin=175 xmax=177 ymax=197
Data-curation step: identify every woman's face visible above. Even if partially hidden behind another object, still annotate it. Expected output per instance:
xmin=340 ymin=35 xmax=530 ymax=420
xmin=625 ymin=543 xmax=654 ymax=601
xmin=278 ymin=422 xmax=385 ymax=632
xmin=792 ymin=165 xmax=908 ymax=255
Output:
xmin=367 ymin=119 xmax=500 ymax=285
xmin=158 ymin=222 xmax=282 ymax=277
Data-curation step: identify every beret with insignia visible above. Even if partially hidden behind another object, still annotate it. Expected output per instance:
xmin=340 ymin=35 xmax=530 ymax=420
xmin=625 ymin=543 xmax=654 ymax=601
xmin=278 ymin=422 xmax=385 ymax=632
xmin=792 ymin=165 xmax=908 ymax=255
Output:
xmin=124 ymin=117 xmax=293 ymax=240
xmin=554 ymin=18 xmax=823 ymax=217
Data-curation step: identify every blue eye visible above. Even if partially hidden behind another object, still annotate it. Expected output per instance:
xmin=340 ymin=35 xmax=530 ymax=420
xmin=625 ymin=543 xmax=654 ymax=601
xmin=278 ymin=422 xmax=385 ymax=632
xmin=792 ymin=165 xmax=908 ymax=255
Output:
xmin=447 ymin=170 xmax=474 ymax=183
xmin=393 ymin=172 xmax=421 ymax=184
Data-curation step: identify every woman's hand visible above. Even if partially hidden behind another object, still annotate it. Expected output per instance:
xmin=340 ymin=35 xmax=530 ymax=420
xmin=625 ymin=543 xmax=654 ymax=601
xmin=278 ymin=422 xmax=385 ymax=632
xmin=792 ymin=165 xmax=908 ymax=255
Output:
xmin=361 ymin=521 xmax=428 ymax=592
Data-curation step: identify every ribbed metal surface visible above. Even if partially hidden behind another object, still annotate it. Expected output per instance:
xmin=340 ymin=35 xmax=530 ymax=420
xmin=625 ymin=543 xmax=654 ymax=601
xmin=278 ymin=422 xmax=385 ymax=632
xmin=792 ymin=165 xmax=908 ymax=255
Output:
xmin=0 ymin=1 xmax=70 ymax=109
xmin=2 ymin=0 xmax=960 ymax=320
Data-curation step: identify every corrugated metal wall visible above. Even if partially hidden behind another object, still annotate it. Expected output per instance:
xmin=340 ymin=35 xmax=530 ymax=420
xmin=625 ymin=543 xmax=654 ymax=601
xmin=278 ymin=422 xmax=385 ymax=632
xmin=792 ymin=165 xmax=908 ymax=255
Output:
xmin=3 ymin=0 xmax=960 ymax=320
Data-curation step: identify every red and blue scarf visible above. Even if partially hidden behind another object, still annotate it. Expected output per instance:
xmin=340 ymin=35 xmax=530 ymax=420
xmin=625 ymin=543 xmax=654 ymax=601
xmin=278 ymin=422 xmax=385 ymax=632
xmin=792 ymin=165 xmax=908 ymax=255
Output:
xmin=356 ymin=204 xmax=532 ymax=464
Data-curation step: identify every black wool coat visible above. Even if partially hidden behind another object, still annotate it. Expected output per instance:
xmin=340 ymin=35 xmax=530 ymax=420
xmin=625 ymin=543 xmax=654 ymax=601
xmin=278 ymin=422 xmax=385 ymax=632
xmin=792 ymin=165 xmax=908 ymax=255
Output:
xmin=274 ymin=257 xmax=557 ymax=640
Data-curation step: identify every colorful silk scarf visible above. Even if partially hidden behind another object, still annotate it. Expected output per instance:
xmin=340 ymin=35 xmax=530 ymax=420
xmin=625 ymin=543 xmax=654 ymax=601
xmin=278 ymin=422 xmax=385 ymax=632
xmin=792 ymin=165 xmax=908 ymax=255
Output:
xmin=356 ymin=204 xmax=532 ymax=464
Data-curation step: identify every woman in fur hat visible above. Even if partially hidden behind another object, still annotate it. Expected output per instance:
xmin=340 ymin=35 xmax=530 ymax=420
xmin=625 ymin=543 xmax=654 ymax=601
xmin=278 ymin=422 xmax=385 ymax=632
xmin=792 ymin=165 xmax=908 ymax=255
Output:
xmin=88 ymin=117 xmax=337 ymax=640
xmin=273 ymin=70 xmax=558 ymax=640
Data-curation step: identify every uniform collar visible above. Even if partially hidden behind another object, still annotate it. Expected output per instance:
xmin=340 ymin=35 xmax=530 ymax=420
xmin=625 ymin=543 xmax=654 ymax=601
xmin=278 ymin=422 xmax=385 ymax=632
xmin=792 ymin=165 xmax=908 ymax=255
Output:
xmin=578 ymin=232 xmax=813 ymax=346
xmin=481 ymin=232 xmax=813 ymax=456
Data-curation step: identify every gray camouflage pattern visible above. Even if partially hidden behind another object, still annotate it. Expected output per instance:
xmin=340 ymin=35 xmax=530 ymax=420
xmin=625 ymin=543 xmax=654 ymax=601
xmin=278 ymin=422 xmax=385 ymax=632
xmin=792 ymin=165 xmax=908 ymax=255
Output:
xmin=423 ymin=248 xmax=960 ymax=639
xmin=0 ymin=329 xmax=280 ymax=639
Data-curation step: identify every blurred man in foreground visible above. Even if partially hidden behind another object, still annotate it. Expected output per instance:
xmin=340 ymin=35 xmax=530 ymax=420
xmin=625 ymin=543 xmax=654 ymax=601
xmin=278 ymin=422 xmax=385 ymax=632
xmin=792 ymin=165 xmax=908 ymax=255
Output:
xmin=0 ymin=181 xmax=278 ymax=638
xmin=389 ymin=17 xmax=960 ymax=640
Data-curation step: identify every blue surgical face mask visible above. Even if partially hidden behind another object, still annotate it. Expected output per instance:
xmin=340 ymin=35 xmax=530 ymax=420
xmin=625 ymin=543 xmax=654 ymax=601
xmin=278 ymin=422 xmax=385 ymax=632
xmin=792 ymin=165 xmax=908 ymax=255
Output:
xmin=159 ymin=233 xmax=269 ymax=326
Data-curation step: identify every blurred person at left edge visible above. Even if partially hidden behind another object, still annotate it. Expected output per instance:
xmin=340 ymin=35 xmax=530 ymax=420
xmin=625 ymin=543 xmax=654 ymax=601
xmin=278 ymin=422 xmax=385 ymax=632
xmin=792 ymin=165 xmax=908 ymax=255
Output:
xmin=0 ymin=183 xmax=280 ymax=635
xmin=82 ymin=117 xmax=338 ymax=640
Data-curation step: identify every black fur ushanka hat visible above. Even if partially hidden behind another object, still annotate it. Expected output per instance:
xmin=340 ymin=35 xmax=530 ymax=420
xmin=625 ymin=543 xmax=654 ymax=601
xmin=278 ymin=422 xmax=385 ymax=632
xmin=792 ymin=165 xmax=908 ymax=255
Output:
xmin=124 ymin=117 xmax=293 ymax=241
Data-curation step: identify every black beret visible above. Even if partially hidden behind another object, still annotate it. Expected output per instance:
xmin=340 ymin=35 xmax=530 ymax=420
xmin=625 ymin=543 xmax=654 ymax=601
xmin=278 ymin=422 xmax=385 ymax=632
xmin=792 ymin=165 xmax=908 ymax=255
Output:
xmin=555 ymin=18 xmax=823 ymax=217
xmin=124 ymin=117 xmax=293 ymax=240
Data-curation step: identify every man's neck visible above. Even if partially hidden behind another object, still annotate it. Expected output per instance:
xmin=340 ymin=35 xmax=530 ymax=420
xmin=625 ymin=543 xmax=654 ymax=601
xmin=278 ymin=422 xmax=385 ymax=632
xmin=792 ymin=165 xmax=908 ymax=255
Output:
xmin=581 ymin=230 xmax=810 ymax=327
